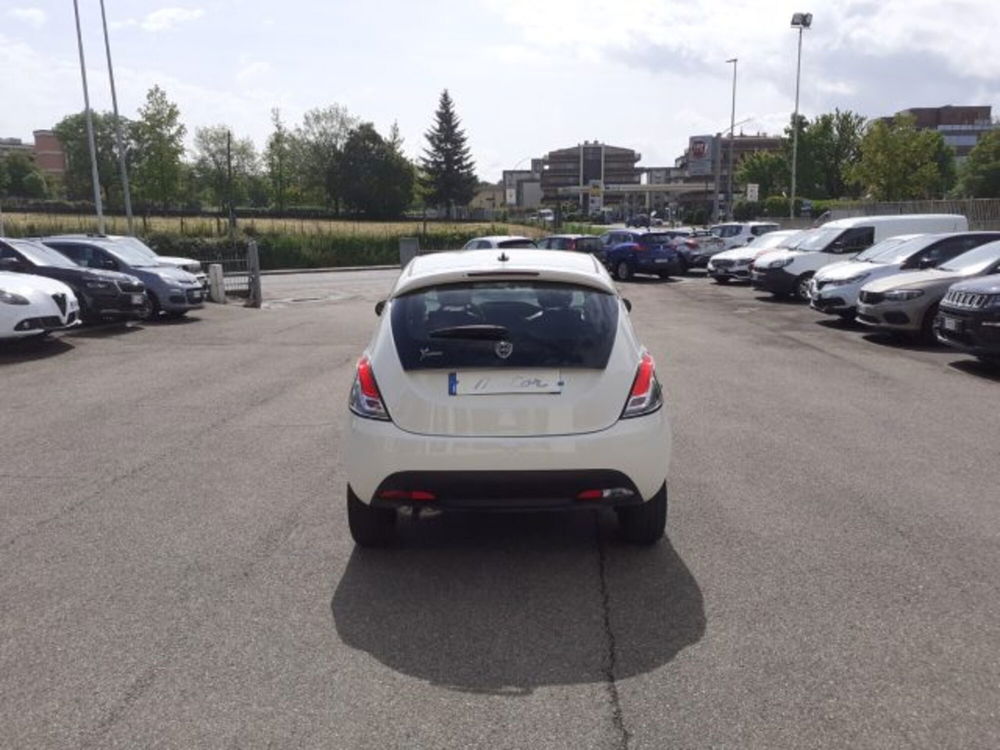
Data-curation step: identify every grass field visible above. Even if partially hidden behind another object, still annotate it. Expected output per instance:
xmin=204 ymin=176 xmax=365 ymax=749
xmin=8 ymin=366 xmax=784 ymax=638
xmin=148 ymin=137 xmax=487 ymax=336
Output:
xmin=0 ymin=212 xmax=545 ymax=241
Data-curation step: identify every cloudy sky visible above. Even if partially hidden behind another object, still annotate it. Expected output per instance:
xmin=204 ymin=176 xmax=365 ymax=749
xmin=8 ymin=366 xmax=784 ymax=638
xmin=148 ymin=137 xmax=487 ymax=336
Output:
xmin=3 ymin=0 xmax=1000 ymax=180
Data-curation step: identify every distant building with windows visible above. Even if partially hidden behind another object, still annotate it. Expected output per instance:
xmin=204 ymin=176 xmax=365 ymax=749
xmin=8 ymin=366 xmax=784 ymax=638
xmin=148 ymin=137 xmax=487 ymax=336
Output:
xmin=887 ymin=105 xmax=997 ymax=161
xmin=540 ymin=142 xmax=641 ymax=206
xmin=0 ymin=130 xmax=67 ymax=177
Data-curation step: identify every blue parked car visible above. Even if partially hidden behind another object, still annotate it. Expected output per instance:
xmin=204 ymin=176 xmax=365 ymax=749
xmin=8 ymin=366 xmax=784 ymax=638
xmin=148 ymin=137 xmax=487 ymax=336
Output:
xmin=42 ymin=236 xmax=205 ymax=319
xmin=599 ymin=230 xmax=683 ymax=281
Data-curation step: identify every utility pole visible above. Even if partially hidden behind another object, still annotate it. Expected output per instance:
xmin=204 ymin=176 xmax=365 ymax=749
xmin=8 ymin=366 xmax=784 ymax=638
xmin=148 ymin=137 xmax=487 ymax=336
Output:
xmin=72 ymin=0 xmax=105 ymax=234
xmin=100 ymin=0 xmax=133 ymax=234
xmin=789 ymin=12 xmax=812 ymax=220
xmin=726 ymin=58 xmax=738 ymax=221
xmin=226 ymin=130 xmax=235 ymax=234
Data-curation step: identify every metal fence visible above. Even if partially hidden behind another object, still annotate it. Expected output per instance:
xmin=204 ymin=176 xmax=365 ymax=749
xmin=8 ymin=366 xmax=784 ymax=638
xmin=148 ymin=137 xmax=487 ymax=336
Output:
xmin=185 ymin=244 xmax=251 ymax=297
xmin=828 ymin=199 xmax=1000 ymax=230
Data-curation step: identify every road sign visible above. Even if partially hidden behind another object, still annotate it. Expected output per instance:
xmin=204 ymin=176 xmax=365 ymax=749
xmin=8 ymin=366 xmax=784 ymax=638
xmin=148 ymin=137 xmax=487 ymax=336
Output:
xmin=746 ymin=183 xmax=760 ymax=202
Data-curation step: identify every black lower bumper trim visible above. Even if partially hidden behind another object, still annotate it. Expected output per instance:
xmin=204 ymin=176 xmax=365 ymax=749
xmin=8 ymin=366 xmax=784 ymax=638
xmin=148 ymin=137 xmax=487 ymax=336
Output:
xmin=751 ymin=267 xmax=797 ymax=294
xmin=372 ymin=470 xmax=645 ymax=511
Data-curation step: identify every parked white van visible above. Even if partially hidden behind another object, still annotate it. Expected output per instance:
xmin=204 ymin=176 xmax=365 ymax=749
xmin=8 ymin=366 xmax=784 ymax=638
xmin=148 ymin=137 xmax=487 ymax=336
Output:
xmin=750 ymin=214 xmax=968 ymax=301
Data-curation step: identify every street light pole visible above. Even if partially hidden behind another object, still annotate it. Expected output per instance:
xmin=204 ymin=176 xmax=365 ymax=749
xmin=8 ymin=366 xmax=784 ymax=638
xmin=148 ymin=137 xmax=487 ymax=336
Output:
xmin=789 ymin=12 xmax=812 ymax=221
xmin=72 ymin=0 xmax=105 ymax=234
xmin=100 ymin=0 xmax=134 ymax=235
xmin=726 ymin=58 xmax=738 ymax=220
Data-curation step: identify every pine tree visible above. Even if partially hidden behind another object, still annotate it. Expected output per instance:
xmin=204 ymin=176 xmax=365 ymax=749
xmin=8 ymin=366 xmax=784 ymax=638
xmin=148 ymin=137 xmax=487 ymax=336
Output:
xmin=420 ymin=90 xmax=477 ymax=215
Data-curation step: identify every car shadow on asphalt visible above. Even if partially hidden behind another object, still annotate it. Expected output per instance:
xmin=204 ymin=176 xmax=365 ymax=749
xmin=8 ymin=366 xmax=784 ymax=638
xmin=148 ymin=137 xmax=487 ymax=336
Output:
xmin=330 ymin=510 xmax=705 ymax=694
xmin=145 ymin=315 xmax=201 ymax=326
xmin=0 ymin=336 xmax=74 ymax=364
xmin=754 ymin=294 xmax=802 ymax=305
xmin=860 ymin=333 xmax=941 ymax=352
xmin=814 ymin=317 xmax=866 ymax=331
xmin=948 ymin=358 xmax=1000 ymax=382
xmin=64 ymin=322 xmax=145 ymax=339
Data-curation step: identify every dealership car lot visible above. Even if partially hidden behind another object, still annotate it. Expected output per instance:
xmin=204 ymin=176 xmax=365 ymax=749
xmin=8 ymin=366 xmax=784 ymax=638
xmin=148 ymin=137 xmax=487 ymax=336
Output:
xmin=1 ymin=269 xmax=999 ymax=748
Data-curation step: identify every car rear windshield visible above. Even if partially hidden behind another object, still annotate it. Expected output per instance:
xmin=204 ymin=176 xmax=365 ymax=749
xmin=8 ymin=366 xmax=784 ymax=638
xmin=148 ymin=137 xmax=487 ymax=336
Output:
xmin=638 ymin=233 xmax=676 ymax=246
xmin=575 ymin=237 xmax=603 ymax=253
xmin=390 ymin=281 xmax=619 ymax=371
xmin=498 ymin=239 xmax=537 ymax=248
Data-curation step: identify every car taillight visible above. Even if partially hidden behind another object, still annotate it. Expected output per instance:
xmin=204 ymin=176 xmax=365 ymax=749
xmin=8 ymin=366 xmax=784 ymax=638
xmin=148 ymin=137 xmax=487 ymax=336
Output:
xmin=567 ymin=240 xmax=577 ymax=251
xmin=378 ymin=490 xmax=436 ymax=501
xmin=349 ymin=354 xmax=391 ymax=421
xmin=621 ymin=351 xmax=663 ymax=419
xmin=685 ymin=240 xmax=698 ymax=249
xmin=630 ymin=242 xmax=646 ymax=252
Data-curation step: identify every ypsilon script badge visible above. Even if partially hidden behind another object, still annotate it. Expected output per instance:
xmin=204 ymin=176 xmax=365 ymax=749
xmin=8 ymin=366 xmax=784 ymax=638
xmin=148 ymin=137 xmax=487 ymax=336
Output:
xmin=494 ymin=340 xmax=514 ymax=360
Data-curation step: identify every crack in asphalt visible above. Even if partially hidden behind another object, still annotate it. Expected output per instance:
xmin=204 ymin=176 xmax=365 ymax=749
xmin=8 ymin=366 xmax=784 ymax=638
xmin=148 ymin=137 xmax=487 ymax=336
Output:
xmin=596 ymin=518 xmax=631 ymax=750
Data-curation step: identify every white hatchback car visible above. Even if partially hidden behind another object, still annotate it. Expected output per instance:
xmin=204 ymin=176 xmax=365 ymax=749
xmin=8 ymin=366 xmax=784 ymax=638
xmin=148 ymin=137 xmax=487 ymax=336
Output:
xmin=1 ymin=271 xmax=81 ymax=340
xmin=345 ymin=249 xmax=671 ymax=546
xmin=461 ymin=235 xmax=537 ymax=250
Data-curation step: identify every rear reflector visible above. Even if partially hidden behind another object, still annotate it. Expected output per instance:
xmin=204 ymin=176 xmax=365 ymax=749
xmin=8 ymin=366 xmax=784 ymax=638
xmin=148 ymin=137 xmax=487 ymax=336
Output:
xmin=577 ymin=488 xmax=636 ymax=501
xmin=378 ymin=490 xmax=437 ymax=501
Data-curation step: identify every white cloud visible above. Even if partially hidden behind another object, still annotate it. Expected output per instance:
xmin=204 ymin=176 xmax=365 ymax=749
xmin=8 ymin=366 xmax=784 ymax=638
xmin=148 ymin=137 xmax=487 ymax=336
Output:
xmin=141 ymin=7 xmax=205 ymax=32
xmin=7 ymin=7 xmax=47 ymax=28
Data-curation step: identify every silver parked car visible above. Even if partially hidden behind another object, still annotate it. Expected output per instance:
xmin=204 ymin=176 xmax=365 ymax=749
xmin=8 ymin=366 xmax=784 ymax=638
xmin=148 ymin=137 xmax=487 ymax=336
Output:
xmin=856 ymin=240 xmax=1000 ymax=340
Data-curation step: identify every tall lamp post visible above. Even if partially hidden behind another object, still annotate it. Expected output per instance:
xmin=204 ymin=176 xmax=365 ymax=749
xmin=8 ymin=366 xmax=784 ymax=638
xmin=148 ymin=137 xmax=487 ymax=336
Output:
xmin=726 ymin=58 xmax=738 ymax=220
xmin=789 ymin=12 xmax=812 ymax=221
xmin=100 ymin=0 xmax=134 ymax=235
xmin=72 ymin=0 xmax=105 ymax=234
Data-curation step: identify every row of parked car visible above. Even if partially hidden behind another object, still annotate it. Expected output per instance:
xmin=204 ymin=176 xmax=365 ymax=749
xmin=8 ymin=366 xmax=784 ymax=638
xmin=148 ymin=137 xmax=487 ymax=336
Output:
xmin=461 ymin=214 xmax=1000 ymax=367
xmin=0 ymin=235 xmax=207 ymax=341
xmin=697 ymin=214 xmax=1000 ymax=365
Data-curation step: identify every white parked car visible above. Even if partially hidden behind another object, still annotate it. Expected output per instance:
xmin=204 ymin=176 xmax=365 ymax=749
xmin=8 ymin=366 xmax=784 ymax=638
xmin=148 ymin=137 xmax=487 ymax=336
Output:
xmin=461 ymin=235 xmax=537 ymax=250
xmin=751 ymin=214 xmax=969 ymax=301
xmin=710 ymin=221 xmax=781 ymax=250
xmin=0 ymin=271 xmax=81 ymax=340
xmin=344 ymin=249 xmax=671 ymax=546
xmin=810 ymin=232 xmax=1000 ymax=318
xmin=707 ymin=229 xmax=807 ymax=283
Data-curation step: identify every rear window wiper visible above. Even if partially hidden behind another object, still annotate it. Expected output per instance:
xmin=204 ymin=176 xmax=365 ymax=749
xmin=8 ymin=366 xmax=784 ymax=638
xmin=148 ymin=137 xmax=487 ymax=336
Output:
xmin=428 ymin=324 xmax=511 ymax=340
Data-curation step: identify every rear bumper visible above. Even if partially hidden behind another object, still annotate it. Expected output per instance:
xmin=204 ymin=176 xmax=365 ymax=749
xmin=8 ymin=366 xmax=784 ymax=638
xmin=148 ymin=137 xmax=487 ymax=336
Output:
xmin=372 ymin=469 xmax=644 ymax=511
xmin=345 ymin=409 xmax=671 ymax=506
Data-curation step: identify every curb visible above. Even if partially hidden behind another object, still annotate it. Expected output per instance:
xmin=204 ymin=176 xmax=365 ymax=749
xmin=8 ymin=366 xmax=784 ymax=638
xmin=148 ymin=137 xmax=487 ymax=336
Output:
xmin=261 ymin=264 xmax=400 ymax=276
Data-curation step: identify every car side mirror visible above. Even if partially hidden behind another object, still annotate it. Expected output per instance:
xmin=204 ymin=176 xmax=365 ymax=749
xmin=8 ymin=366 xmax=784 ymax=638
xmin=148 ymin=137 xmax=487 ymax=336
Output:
xmin=99 ymin=258 xmax=117 ymax=270
xmin=0 ymin=257 xmax=21 ymax=272
xmin=622 ymin=298 xmax=632 ymax=312
xmin=917 ymin=258 xmax=936 ymax=269
xmin=375 ymin=299 xmax=386 ymax=316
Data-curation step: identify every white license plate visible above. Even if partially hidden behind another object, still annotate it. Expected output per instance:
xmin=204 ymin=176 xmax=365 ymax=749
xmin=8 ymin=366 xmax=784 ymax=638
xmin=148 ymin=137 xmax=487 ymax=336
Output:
xmin=190 ymin=292 xmax=202 ymax=301
xmin=655 ymin=258 xmax=670 ymax=264
xmin=448 ymin=370 xmax=563 ymax=396
xmin=942 ymin=316 xmax=961 ymax=332
xmin=131 ymin=294 xmax=145 ymax=305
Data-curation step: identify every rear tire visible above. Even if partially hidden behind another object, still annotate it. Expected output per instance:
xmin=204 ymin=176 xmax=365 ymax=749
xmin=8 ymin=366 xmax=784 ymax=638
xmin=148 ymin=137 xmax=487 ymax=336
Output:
xmin=616 ymin=261 xmax=633 ymax=281
xmin=617 ymin=483 xmax=667 ymax=545
xmin=347 ymin=487 xmax=396 ymax=547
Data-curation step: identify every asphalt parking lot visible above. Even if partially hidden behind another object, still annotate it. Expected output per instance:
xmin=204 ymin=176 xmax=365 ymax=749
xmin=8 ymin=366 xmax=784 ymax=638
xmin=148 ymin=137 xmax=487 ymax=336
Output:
xmin=2 ymin=269 xmax=998 ymax=749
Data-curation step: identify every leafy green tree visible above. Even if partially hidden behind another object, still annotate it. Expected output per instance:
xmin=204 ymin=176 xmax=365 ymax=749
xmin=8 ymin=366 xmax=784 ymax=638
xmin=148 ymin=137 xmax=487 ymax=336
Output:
xmin=295 ymin=104 xmax=357 ymax=210
xmin=265 ymin=108 xmax=293 ymax=211
xmin=339 ymin=123 xmax=414 ymax=218
xmin=736 ymin=151 xmax=787 ymax=199
xmin=192 ymin=126 xmax=260 ymax=209
xmin=132 ymin=85 xmax=186 ymax=209
xmin=851 ymin=114 xmax=956 ymax=200
xmin=0 ymin=152 xmax=48 ymax=198
xmin=420 ymin=89 xmax=477 ymax=214
xmin=957 ymin=129 xmax=1000 ymax=197
xmin=53 ymin=111 xmax=132 ymax=204
xmin=784 ymin=114 xmax=821 ymax=199
xmin=807 ymin=109 xmax=866 ymax=198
